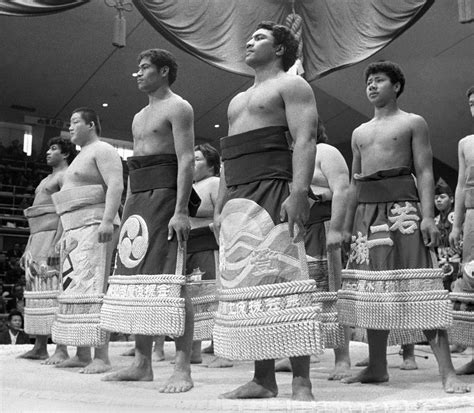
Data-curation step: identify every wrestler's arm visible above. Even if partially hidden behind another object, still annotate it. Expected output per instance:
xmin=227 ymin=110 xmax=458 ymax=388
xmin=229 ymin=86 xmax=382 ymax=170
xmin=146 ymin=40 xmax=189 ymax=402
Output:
xmin=320 ymin=144 xmax=350 ymax=250
xmin=48 ymin=171 xmax=66 ymax=263
xmin=449 ymin=138 xmax=467 ymax=250
xmin=342 ymin=129 xmax=361 ymax=243
xmin=95 ymin=144 xmax=124 ymax=243
xmin=168 ymin=100 xmax=194 ymax=246
xmin=411 ymin=114 xmax=439 ymax=247
xmin=280 ymin=76 xmax=318 ymax=239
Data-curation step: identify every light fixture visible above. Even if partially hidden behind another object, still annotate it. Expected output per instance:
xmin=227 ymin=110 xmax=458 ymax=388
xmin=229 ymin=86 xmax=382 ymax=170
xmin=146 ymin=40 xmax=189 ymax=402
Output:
xmin=214 ymin=124 xmax=220 ymax=128
xmin=105 ymin=0 xmax=133 ymax=48
xmin=102 ymin=103 xmax=109 ymax=107
xmin=23 ymin=131 xmax=32 ymax=156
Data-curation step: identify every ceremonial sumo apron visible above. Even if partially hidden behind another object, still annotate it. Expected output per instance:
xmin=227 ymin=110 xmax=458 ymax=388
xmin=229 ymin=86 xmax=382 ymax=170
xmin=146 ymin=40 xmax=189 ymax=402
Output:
xmin=52 ymin=185 xmax=118 ymax=347
xmin=337 ymin=168 xmax=452 ymax=340
xmin=450 ymin=165 xmax=474 ymax=345
xmin=101 ymin=155 xmax=187 ymax=337
xmin=23 ymin=204 xmax=60 ymax=335
xmin=214 ymin=126 xmax=322 ymax=361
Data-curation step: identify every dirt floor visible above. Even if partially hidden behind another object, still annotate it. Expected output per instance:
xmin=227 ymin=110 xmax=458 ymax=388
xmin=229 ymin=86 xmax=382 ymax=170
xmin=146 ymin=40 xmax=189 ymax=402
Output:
xmin=1 ymin=341 xmax=474 ymax=412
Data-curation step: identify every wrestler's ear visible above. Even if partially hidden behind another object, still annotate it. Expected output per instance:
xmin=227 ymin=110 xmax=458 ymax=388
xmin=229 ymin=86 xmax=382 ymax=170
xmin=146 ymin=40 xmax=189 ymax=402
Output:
xmin=275 ymin=44 xmax=285 ymax=57
xmin=89 ymin=121 xmax=95 ymax=130
xmin=160 ymin=66 xmax=169 ymax=78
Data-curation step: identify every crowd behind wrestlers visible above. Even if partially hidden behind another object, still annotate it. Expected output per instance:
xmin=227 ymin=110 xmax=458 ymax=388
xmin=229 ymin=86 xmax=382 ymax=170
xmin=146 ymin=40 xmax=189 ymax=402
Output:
xmin=0 ymin=20 xmax=472 ymax=402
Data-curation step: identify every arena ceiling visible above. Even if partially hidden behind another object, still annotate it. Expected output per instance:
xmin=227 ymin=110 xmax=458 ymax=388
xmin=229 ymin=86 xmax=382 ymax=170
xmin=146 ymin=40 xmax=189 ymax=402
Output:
xmin=0 ymin=1 xmax=472 ymax=175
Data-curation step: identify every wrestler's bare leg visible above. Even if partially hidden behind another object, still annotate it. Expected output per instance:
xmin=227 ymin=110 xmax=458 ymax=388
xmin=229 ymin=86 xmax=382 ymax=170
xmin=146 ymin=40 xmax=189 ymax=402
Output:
xmin=56 ymin=347 xmax=92 ymax=368
xmin=42 ymin=344 xmax=69 ymax=365
xmin=355 ymin=357 xmax=369 ymax=367
xmin=456 ymin=357 xmax=474 ymax=375
xmin=80 ymin=341 xmax=111 ymax=374
xmin=220 ymin=359 xmax=278 ymax=399
xmin=103 ymin=335 xmax=153 ymax=381
xmin=423 ymin=329 xmax=471 ymax=393
xmin=290 ymin=356 xmax=314 ymax=401
xmin=451 ymin=343 xmax=467 ymax=354
xmin=159 ymin=287 xmax=194 ymax=393
xmin=329 ymin=326 xmax=352 ymax=380
xmin=400 ymin=344 xmax=418 ymax=370
xmin=18 ymin=335 xmax=49 ymax=360
xmin=153 ymin=336 xmax=165 ymax=361
xmin=121 ymin=347 xmax=135 ymax=356
xmin=342 ymin=329 xmax=389 ymax=384
xmin=191 ymin=340 xmax=203 ymax=364
xmin=275 ymin=358 xmax=292 ymax=372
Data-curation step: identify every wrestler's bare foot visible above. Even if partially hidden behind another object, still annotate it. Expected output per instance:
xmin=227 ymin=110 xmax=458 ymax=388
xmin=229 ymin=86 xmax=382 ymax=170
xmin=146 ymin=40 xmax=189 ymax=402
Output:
xmin=102 ymin=364 xmax=153 ymax=381
xmin=121 ymin=347 xmax=135 ymax=357
xmin=292 ymin=377 xmax=314 ymax=402
xmin=400 ymin=357 xmax=418 ymax=370
xmin=159 ymin=369 xmax=193 ymax=393
xmin=79 ymin=359 xmax=112 ymax=374
xmin=152 ymin=349 xmax=165 ymax=362
xmin=275 ymin=358 xmax=292 ymax=372
xmin=341 ymin=366 xmax=389 ymax=384
xmin=355 ymin=357 xmax=369 ymax=367
xmin=443 ymin=373 xmax=471 ymax=393
xmin=56 ymin=355 xmax=91 ymax=369
xmin=219 ymin=380 xmax=278 ymax=399
xmin=18 ymin=347 xmax=49 ymax=360
xmin=42 ymin=346 xmax=69 ymax=365
xmin=328 ymin=360 xmax=351 ymax=381
xmin=456 ymin=360 xmax=474 ymax=375
xmin=207 ymin=357 xmax=233 ymax=368
xmin=450 ymin=344 xmax=467 ymax=354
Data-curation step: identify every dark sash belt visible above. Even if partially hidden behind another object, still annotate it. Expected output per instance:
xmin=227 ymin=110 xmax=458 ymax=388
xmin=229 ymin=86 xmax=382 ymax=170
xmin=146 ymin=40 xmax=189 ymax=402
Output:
xmin=127 ymin=154 xmax=201 ymax=216
xmin=307 ymin=200 xmax=332 ymax=225
xmin=128 ymin=154 xmax=178 ymax=193
xmin=187 ymin=226 xmax=218 ymax=254
xmin=355 ymin=167 xmax=419 ymax=203
xmin=221 ymin=126 xmax=292 ymax=186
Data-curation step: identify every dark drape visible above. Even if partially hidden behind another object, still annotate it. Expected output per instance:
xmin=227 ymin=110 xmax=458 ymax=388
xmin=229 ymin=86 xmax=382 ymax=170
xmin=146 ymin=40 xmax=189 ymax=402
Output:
xmin=133 ymin=0 xmax=433 ymax=81
xmin=0 ymin=0 xmax=89 ymax=16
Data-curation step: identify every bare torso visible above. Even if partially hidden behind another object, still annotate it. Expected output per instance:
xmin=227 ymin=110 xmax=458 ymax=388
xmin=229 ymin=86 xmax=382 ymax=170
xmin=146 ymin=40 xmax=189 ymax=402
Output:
xmin=32 ymin=171 xmax=65 ymax=206
xmin=228 ymin=72 xmax=292 ymax=135
xmin=310 ymin=143 xmax=331 ymax=200
xmin=354 ymin=110 xmax=415 ymax=176
xmin=461 ymin=135 xmax=474 ymax=187
xmin=190 ymin=176 xmax=220 ymax=228
xmin=62 ymin=141 xmax=107 ymax=190
xmin=132 ymin=93 xmax=185 ymax=156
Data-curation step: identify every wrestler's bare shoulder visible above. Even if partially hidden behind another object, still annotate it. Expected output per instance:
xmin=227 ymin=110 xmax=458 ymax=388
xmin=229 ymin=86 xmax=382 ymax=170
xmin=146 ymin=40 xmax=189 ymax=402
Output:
xmin=459 ymin=134 xmax=474 ymax=148
xmin=459 ymin=134 xmax=474 ymax=162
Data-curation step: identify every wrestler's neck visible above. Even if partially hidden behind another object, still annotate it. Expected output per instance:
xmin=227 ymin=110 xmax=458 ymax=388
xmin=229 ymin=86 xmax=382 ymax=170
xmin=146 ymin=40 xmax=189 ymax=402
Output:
xmin=373 ymin=99 xmax=400 ymax=119
xmin=252 ymin=61 xmax=284 ymax=85
xmin=80 ymin=135 xmax=100 ymax=149
xmin=147 ymin=84 xmax=173 ymax=104
xmin=51 ymin=160 xmax=68 ymax=175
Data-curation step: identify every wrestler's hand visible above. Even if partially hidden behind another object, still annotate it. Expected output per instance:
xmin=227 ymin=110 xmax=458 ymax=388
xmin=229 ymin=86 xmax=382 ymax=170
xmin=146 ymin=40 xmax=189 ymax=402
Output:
xmin=420 ymin=217 xmax=439 ymax=248
xmin=46 ymin=246 xmax=60 ymax=267
xmin=19 ymin=253 xmax=26 ymax=270
xmin=280 ymin=191 xmax=309 ymax=241
xmin=98 ymin=221 xmax=114 ymax=243
xmin=168 ymin=212 xmax=191 ymax=248
xmin=449 ymin=227 xmax=462 ymax=251
xmin=326 ymin=229 xmax=342 ymax=252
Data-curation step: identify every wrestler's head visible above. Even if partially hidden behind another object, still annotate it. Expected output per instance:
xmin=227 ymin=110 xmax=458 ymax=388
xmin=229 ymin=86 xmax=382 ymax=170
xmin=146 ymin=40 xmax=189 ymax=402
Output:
xmin=137 ymin=49 xmax=178 ymax=91
xmin=467 ymin=86 xmax=474 ymax=118
xmin=316 ymin=119 xmax=328 ymax=144
xmin=246 ymin=21 xmax=298 ymax=71
xmin=364 ymin=61 xmax=405 ymax=102
xmin=8 ymin=309 xmax=23 ymax=332
xmin=434 ymin=178 xmax=453 ymax=213
xmin=69 ymin=107 xmax=101 ymax=145
xmin=47 ymin=136 xmax=77 ymax=166
xmin=194 ymin=143 xmax=220 ymax=182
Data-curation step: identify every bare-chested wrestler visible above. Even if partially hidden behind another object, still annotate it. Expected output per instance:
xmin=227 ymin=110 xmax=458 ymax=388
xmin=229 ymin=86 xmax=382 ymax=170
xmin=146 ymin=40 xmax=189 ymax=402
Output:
xmin=19 ymin=137 xmax=76 ymax=363
xmin=213 ymin=22 xmax=318 ymax=401
xmin=101 ymin=49 xmax=195 ymax=393
xmin=340 ymin=61 xmax=470 ymax=393
xmin=449 ymin=85 xmax=474 ymax=375
xmin=51 ymin=107 xmax=123 ymax=374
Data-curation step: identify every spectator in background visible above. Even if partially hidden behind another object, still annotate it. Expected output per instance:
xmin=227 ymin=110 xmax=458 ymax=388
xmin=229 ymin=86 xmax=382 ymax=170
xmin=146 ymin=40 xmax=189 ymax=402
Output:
xmin=0 ymin=310 xmax=29 ymax=344
xmin=8 ymin=243 xmax=23 ymax=259
xmin=6 ymin=284 xmax=24 ymax=314
xmin=5 ymin=139 xmax=25 ymax=160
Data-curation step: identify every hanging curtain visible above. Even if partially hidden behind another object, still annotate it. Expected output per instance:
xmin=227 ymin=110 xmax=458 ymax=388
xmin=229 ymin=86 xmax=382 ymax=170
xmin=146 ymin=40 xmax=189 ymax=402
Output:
xmin=0 ymin=0 xmax=89 ymax=16
xmin=133 ymin=0 xmax=434 ymax=81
